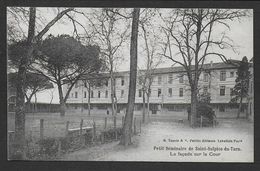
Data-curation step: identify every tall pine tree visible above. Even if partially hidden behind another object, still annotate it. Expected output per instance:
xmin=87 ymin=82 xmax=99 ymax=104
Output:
xmin=230 ymin=56 xmax=250 ymax=118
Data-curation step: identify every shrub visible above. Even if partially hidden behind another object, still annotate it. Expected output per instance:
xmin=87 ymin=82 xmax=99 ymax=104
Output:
xmin=60 ymin=137 xmax=70 ymax=151
xmin=197 ymin=103 xmax=216 ymax=127
xmin=38 ymin=138 xmax=59 ymax=157
xmin=100 ymin=128 xmax=122 ymax=143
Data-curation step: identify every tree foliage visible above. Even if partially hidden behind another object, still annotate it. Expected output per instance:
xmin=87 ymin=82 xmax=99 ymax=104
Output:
xmin=230 ymin=56 xmax=250 ymax=103
xmin=8 ymin=72 xmax=53 ymax=103
xmin=8 ymin=40 xmax=37 ymax=71
xmin=7 ymin=7 xmax=30 ymax=43
xmin=230 ymin=56 xmax=251 ymax=118
xmin=31 ymin=34 xmax=103 ymax=116
xmin=34 ymin=34 xmax=103 ymax=86
xmin=198 ymin=92 xmax=211 ymax=104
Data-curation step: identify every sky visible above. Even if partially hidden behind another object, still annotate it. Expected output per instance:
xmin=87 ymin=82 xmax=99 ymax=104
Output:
xmin=38 ymin=8 xmax=253 ymax=71
xmin=7 ymin=8 xmax=253 ymax=103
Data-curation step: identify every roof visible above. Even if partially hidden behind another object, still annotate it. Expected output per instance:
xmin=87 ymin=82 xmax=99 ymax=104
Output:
xmin=152 ymin=60 xmax=240 ymax=75
xmin=80 ymin=71 xmax=128 ymax=80
xmin=80 ymin=61 xmax=240 ymax=80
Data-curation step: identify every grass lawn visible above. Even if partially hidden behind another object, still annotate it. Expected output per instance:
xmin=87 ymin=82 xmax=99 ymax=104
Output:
xmin=8 ymin=112 xmax=127 ymax=140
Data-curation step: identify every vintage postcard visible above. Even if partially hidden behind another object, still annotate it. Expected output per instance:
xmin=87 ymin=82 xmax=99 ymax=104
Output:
xmin=7 ymin=7 xmax=253 ymax=162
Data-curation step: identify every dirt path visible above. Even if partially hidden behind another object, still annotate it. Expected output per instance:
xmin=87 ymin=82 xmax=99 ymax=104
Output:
xmin=62 ymin=119 xmax=253 ymax=162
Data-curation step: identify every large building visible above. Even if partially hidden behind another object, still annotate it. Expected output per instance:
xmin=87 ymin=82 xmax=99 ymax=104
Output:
xmin=65 ymin=61 xmax=253 ymax=118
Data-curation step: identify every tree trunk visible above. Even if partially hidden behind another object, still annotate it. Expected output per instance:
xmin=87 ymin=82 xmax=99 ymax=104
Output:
xmin=34 ymin=93 xmax=37 ymax=113
xmin=25 ymin=94 xmax=33 ymax=113
xmin=88 ymin=85 xmax=91 ymax=116
xmin=120 ymin=8 xmax=140 ymax=146
xmin=81 ymin=83 xmax=83 ymax=114
xmin=115 ymin=94 xmax=118 ymax=114
xmin=147 ymin=93 xmax=150 ymax=118
xmin=49 ymin=91 xmax=54 ymax=113
xmin=246 ymin=97 xmax=250 ymax=119
xmin=57 ymin=83 xmax=66 ymax=116
xmin=237 ymin=95 xmax=243 ymax=118
xmin=13 ymin=68 xmax=27 ymax=159
xmin=190 ymin=88 xmax=198 ymax=127
xmin=142 ymin=89 xmax=146 ymax=123
xmin=13 ymin=7 xmax=36 ymax=160
xmin=110 ymin=75 xmax=115 ymax=116
xmin=60 ymin=100 xmax=66 ymax=117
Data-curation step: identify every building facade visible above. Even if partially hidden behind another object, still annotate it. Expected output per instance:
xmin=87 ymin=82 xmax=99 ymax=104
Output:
xmin=65 ymin=61 xmax=253 ymax=118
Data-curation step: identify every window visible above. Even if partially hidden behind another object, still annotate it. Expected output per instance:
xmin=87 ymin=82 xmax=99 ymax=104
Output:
xmin=158 ymin=75 xmax=162 ymax=85
xmin=9 ymin=96 xmax=16 ymax=103
xmin=179 ymin=75 xmax=184 ymax=83
xmin=139 ymin=89 xmax=142 ymax=97
xmin=203 ymin=86 xmax=208 ymax=94
xmin=220 ymin=71 xmax=226 ymax=81
xmin=75 ymin=81 xmax=79 ymax=88
xmin=158 ymin=88 xmax=161 ymax=97
xmin=98 ymin=91 xmax=101 ymax=98
xmin=98 ymin=105 xmax=106 ymax=110
xmin=168 ymin=74 xmax=173 ymax=84
xmin=114 ymin=91 xmax=117 ymax=98
xmin=84 ymin=91 xmax=87 ymax=98
xmin=168 ymin=88 xmax=172 ymax=97
xmin=152 ymin=76 xmax=156 ymax=84
xmin=121 ymin=90 xmax=124 ymax=98
xmin=179 ymin=88 xmax=183 ymax=97
xmin=121 ymin=78 xmax=124 ymax=86
xmin=148 ymin=88 xmax=151 ymax=97
xmin=220 ymin=86 xmax=225 ymax=96
xmin=105 ymin=80 xmax=108 ymax=87
xmin=219 ymin=105 xmax=225 ymax=112
xmin=91 ymin=91 xmax=94 ymax=98
xmin=230 ymin=71 xmax=234 ymax=78
xmin=134 ymin=104 xmax=142 ymax=111
xmin=203 ymin=73 xmax=208 ymax=82
xmin=75 ymin=92 xmax=78 ymax=98
xmin=105 ymin=90 xmax=108 ymax=98
xmin=150 ymin=104 xmax=157 ymax=110
xmin=230 ymin=88 xmax=233 ymax=96
xmin=96 ymin=81 xmax=102 ymax=87
xmin=167 ymin=105 xmax=175 ymax=111
xmin=96 ymin=104 xmax=107 ymax=110
xmin=84 ymin=81 xmax=87 ymax=87
xmin=71 ymin=93 xmax=74 ymax=98
xmin=138 ymin=77 xmax=142 ymax=85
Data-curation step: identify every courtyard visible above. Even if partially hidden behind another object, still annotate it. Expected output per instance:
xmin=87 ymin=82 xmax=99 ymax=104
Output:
xmin=8 ymin=111 xmax=253 ymax=162
xmin=62 ymin=117 xmax=253 ymax=162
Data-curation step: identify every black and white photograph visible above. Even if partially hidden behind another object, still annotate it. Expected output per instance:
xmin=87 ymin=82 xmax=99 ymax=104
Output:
xmin=7 ymin=6 xmax=254 ymax=162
